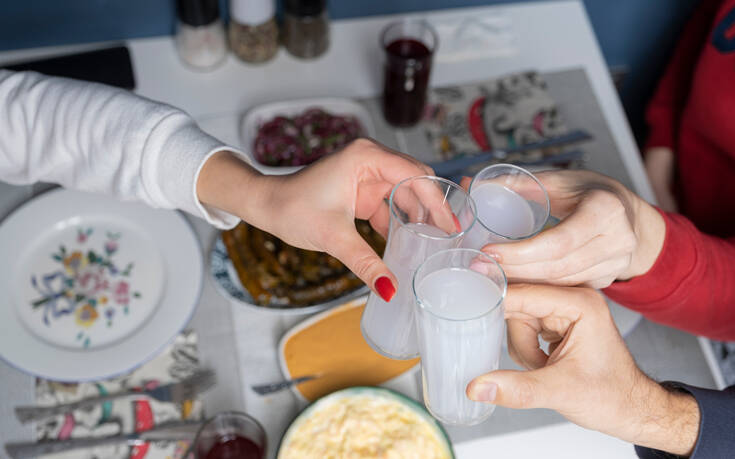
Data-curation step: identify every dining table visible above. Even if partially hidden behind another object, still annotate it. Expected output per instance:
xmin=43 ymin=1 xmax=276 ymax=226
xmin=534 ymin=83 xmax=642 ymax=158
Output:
xmin=0 ymin=1 xmax=718 ymax=458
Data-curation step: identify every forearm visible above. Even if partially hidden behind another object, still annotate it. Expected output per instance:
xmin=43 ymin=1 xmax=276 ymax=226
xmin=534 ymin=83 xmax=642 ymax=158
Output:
xmin=606 ymin=211 xmax=735 ymax=340
xmin=0 ymin=70 xmax=238 ymax=227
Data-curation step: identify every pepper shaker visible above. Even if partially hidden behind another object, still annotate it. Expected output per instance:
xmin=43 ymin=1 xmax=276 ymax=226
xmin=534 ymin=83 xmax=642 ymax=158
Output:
xmin=175 ymin=0 xmax=227 ymax=71
xmin=283 ymin=0 xmax=330 ymax=59
xmin=229 ymin=0 xmax=279 ymax=64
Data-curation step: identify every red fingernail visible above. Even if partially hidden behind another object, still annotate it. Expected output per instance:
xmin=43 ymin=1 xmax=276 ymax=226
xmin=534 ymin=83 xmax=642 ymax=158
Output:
xmin=375 ymin=276 xmax=396 ymax=302
xmin=452 ymin=213 xmax=462 ymax=233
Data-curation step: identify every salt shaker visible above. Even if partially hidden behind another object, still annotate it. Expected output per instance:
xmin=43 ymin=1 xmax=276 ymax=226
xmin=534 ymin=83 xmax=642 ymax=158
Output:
xmin=229 ymin=0 xmax=279 ymax=64
xmin=283 ymin=0 xmax=330 ymax=59
xmin=175 ymin=0 xmax=227 ymax=71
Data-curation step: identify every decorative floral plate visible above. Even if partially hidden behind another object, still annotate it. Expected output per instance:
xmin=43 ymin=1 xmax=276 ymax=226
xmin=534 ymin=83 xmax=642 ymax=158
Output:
xmin=0 ymin=189 xmax=203 ymax=381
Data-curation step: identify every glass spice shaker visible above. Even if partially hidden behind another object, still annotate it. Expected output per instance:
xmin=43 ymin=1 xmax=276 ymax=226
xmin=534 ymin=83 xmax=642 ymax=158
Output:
xmin=229 ymin=0 xmax=279 ymax=64
xmin=175 ymin=0 xmax=227 ymax=70
xmin=283 ymin=0 xmax=329 ymax=59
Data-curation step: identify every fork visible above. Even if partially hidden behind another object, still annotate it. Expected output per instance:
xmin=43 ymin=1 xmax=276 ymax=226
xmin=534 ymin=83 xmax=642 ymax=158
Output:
xmin=15 ymin=369 xmax=216 ymax=424
xmin=251 ymin=374 xmax=320 ymax=395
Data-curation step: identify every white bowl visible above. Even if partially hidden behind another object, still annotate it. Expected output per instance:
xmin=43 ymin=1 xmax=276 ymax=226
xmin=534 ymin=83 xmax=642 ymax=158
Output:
xmin=239 ymin=97 xmax=376 ymax=175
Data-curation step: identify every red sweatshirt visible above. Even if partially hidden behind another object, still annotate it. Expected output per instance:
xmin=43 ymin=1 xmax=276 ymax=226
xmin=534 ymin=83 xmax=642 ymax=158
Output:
xmin=604 ymin=210 xmax=735 ymax=341
xmin=645 ymin=0 xmax=735 ymax=238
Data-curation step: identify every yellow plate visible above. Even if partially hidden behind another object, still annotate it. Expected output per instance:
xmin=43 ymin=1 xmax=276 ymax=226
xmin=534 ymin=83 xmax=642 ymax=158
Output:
xmin=277 ymin=297 xmax=419 ymax=402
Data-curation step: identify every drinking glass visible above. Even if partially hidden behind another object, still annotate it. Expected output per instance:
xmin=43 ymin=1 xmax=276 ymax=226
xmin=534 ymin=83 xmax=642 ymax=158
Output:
xmin=381 ymin=19 xmax=438 ymax=127
xmin=413 ymin=248 xmax=507 ymax=425
xmin=192 ymin=411 xmax=266 ymax=459
xmin=361 ymin=176 xmax=476 ymax=360
xmin=462 ymin=163 xmax=550 ymax=249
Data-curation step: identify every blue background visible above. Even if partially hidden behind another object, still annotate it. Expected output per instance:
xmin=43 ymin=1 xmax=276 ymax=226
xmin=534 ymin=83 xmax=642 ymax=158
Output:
xmin=0 ymin=0 xmax=701 ymax=140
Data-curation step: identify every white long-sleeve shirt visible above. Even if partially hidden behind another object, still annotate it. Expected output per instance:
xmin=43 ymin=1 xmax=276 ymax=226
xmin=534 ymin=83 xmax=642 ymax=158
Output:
xmin=0 ymin=70 xmax=241 ymax=229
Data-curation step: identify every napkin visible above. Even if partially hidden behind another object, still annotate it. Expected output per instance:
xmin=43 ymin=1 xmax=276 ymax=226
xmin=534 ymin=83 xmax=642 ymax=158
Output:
xmin=423 ymin=71 xmax=571 ymax=166
xmin=34 ymin=331 xmax=203 ymax=459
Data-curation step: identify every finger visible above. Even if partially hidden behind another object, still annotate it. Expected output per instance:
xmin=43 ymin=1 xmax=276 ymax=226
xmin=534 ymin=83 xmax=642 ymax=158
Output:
xmin=549 ymin=256 xmax=630 ymax=288
xmin=412 ymin=177 xmax=461 ymax=235
xmin=361 ymin=138 xmax=434 ymax=181
xmin=507 ymin=319 xmax=547 ymax=370
xmin=368 ymin=200 xmax=391 ymax=238
xmin=482 ymin=199 xmax=604 ymax=265
xmin=499 ymin=235 xmax=628 ymax=282
xmin=502 ymin=284 xmax=589 ymax=324
xmin=460 ymin=176 xmax=472 ymax=191
xmin=466 ymin=367 xmax=558 ymax=410
xmin=327 ymin=220 xmax=397 ymax=302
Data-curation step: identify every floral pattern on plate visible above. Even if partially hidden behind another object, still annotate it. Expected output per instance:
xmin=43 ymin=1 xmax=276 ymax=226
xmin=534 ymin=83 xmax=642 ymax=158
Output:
xmin=30 ymin=228 xmax=142 ymax=348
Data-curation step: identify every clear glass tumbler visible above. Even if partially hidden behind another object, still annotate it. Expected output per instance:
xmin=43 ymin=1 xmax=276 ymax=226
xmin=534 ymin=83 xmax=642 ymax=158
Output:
xmin=361 ymin=176 xmax=477 ymax=360
xmin=462 ymin=163 xmax=550 ymax=249
xmin=413 ymin=248 xmax=507 ymax=425
xmin=192 ymin=411 xmax=266 ymax=459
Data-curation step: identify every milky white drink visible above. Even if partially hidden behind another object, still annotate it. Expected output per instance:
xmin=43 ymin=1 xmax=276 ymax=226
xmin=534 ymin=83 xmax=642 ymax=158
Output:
xmin=362 ymin=223 xmax=456 ymax=359
xmin=415 ymin=267 xmax=504 ymax=425
xmin=463 ymin=182 xmax=536 ymax=249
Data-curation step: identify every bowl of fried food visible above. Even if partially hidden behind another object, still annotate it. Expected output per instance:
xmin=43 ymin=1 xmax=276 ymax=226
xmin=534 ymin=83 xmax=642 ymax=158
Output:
xmin=210 ymin=220 xmax=385 ymax=314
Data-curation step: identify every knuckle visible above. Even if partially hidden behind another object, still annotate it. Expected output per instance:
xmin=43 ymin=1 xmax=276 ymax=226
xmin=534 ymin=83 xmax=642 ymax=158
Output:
xmin=512 ymin=378 xmax=537 ymax=408
xmin=349 ymin=252 xmax=378 ymax=280
xmin=620 ymin=232 xmax=637 ymax=253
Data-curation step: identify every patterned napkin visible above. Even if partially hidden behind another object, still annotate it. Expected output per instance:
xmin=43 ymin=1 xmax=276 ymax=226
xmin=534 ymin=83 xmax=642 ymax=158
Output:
xmin=423 ymin=71 xmax=571 ymax=165
xmin=34 ymin=331 xmax=203 ymax=459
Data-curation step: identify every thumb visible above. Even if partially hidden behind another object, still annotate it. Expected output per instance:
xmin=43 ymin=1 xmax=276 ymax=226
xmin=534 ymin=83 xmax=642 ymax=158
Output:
xmin=328 ymin=223 xmax=397 ymax=303
xmin=466 ymin=368 xmax=555 ymax=410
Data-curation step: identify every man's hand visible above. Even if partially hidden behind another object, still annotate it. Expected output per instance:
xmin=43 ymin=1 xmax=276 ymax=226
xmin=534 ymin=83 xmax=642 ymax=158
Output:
xmin=478 ymin=170 xmax=666 ymax=289
xmin=466 ymin=284 xmax=700 ymax=456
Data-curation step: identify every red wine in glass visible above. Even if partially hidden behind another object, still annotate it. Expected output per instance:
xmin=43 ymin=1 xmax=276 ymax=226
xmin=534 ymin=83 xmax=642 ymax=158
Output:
xmin=381 ymin=21 xmax=437 ymax=128
xmin=203 ymin=434 xmax=263 ymax=459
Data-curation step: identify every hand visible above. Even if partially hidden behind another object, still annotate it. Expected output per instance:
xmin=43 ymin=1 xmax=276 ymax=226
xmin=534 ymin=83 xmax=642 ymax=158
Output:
xmin=644 ymin=147 xmax=678 ymax=213
xmin=477 ymin=170 xmax=666 ymax=289
xmin=466 ymin=284 xmax=700 ymax=456
xmin=197 ymin=138 xmax=433 ymax=301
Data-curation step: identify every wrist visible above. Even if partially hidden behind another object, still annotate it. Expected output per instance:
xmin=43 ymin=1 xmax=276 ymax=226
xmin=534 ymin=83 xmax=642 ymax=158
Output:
xmin=628 ymin=382 xmax=700 ymax=456
xmin=619 ymin=193 xmax=666 ymax=280
xmin=196 ymin=150 xmax=277 ymax=227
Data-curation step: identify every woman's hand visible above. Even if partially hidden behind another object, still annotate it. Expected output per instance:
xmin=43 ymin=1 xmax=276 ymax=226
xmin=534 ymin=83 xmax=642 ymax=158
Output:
xmin=478 ymin=170 xmax=666 ymax=289
xmin=197 ymin=138 xmax=432 ymax=301
xmin=644 ymin=146 xmax=678 ymax=212
xmin=466 ymin=284 xmax=700 ymax=456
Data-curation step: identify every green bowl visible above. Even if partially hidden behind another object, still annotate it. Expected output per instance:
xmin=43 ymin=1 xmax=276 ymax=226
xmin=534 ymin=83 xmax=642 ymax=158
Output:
xmin=277 ymin=386 xmax=454 ymax=458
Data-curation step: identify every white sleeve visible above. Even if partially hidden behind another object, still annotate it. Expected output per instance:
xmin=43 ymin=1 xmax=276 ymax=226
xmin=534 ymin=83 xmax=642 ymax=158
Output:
xmin=0 ymin=69 xmax=244 ymax=229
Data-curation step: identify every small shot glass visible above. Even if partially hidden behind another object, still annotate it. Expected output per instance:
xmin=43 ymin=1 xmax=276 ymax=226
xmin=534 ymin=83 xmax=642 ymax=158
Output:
xmin=413 ymin=248 xmax=506 ymax=425
xmin=462 ymin=164 xmax=550 ymax=249
xmin=361 ymin=176 xmax=476 ymax=360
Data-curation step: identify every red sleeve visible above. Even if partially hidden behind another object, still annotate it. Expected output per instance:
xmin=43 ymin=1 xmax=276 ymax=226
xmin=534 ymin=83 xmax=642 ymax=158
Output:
xmin=645 ymin=0 xmax=722 ymax=150
xmin=604 ymin=210 xmax=735 ymax=341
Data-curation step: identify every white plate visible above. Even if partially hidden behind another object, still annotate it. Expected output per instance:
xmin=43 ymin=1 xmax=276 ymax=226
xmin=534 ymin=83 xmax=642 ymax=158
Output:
xmin=239 ymin=97 xmax=376 ymax=175
xmin=277 ymin=298 xmax=420 ymax=403
xmin=0 ymin=189 xmax=202 ymax=381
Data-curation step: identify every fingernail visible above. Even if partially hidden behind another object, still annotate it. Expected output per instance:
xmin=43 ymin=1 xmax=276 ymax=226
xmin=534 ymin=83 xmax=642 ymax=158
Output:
xmin=452 ymin=213 xmax=462 ymax=233
xmin=468 ymin=381 xmax=497 ymax=402
xmin=375 ymin=276 xmax=396 ymax=302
